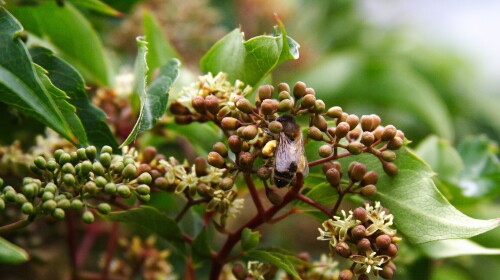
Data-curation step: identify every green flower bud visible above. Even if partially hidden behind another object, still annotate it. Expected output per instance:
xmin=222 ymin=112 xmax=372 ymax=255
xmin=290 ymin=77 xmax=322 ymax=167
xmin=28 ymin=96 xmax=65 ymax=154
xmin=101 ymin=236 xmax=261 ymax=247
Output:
xmin=361 ymin=184 xmax=377 ymax=197
xmin=42 ymin=191 xmax=54 ymax=201
xmin=292 ymin=81 xmax=307 ymax=99
xmin=84 ymin=181 xmax=98 ymax=195
xmin=347 ymin=141 xmax=364 ymax=155
xmin=71 ymin=199 xmax=83 ymax=210
xmin=268 ymin=121 xmax=283 ymax=134
xmin=138 ymin=194 xmax=151 ymax=202
xmin=81 ymin=160 xmax=93 ymax=175
xmin=101 ymin=145 xmax=113 ymax=155
xmin=93 ymin=162 xmax=105 ymax=176
xmin=77 ymin=148 xmax=88 ymax=160
xmin=94 ymin=176 xmax=107 ymax=188
xmin=97 ymin=203 xmax=112 ymax=214
xmin=85 ymin=146 xmax=97 ymax=161
xmin=382 ymin=150 xmax=397 ymax=162
xmin=22 ymin=183 xmax=36 ymax=198
xmin=278 ymin=99 xmax=293 ymax=112
xmin=212 ymin=142 xmax=228 ymax=157
xmin=136 ymin=184 xmax=150 ymax=195
xmin=241 ymin=126 xmax=258 ymax=140
xmin=22 ymin=202 xmax=34 ymax=215
xmin=260 ymin=99 xmax=279 ymax=115
xmin=4 ymin=190 xmax=17 ymax=203
xmin=335 ymin=122 xmax=350 ymax=138
xmin=300 ymin=94 xmax=316 ymax=109
xmin=51 ymin=208 xmax=65 ymax=219
xmin=381 ymin=125 xmax=397 ymax=141
xmin=54 ymin=149 xmax=64 ymax=161
xmin=207 ymin=152 xmax=225 ymax=168
xmin=15 ymin=193 xmax=27 ymax=204
xmin=34 ymin=156 xmax=47 ymax=169
xmin=122 ymin=164 xmax=137 ymax=179
xmin=104 ymin=183 xmax=117 ymax=194
xmin=42 ymin=200 xmax=57 ymax=212
xmin=70 ymin=152 xmax=79 ymax=165
xmin=63 ymin=174 xmax=76 ymax=186
xmin=258 ymin=85 xmax=273 ymax=100
xmin=326 ymin=106 xmax=343 ymax=119
xmin=383 ymin=162 xmax=398 ymax=177
xmin=62 ymin=163 xmax=75 ymax=174
xmin=58 ymin=152 xmax=71 ymax=165
xmin=318 ymin=145 xmax=333 ymax=158
xmin=123 ymin=156 xmax=136 ymax=166
xmin=46 ymin=159 xmax=57 ymax=172
xmin=100 ymin=153 xmax=111 ymax=168
xmin=388 ymin=136 xmax=403 ymax=150
xmin=335 ymin=242 xmax=352 ymax=258
xmin=307 ymin=126 xmax=323 ymax=141
xmin=57 ymin=199 xmax=71 ymax=209
xmin=112 ymin=162 xmax=124 ymax=174
xmin=117 ymin=185 xmax=131 ymax=197
xmin=30 ymin=164 xmax=43 ymax=176
xmin=82 ymin=211 xmax=94 ymax=224
xmin=278 ymin=90 xmax=291 ymax=100
xmin=0 ymin=178 xmax=3 ymax=188
xmin=137 ymin=172 xmax=152 ymax=185
xmin=0 ymin=199 xmax=4 ymax=210
xmin=235 ymin=98 xmax=253 ymax=114
xmin=44 ymin=183 xmax=57 ymax=193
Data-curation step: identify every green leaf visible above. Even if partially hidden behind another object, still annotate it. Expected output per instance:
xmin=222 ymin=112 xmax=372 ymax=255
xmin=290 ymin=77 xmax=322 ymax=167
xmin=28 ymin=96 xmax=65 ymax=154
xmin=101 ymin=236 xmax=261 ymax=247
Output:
xmin=419 ymin=239 xmax=500 ymax=258
xmin=415 ymin=135 xmax=464 ymax=183
xmin=166 ymin=122 xmax=224 ymax=156
xmin=121 ymin=37 xmax=180 ymax=147
xmin=30 ymin=46 xmax=118 ymax=149
xmin=143 ymin=11 xmax=180 ymax=81
xmin=0 ymin=8 xmax=83 ymax=145
xmin=191 ymin=228 xmax=211 ymax=265
xmin=247 ymin=249 xmax=302 ymax=279
xmin=241 ymin=228 xmax=260 ymax=252
xmin=104 ymin=206 xmax=187 ymax=254
xmin=200 ymin=18 xmax=299 ymax=88
xmin=68 ymin=0 xmax=122 ymax=17
xmin=457 ymin=135 xmax=500 ymax=197
xmin=7 ymin=1 xmax=112 ymax=85
xmin=0 ymin=237 xmax=29 ymax=264
xmin=339 ymin=147 xmax=500 ymax=244
xmin=297 ymin=182 xmax=338 ymax=209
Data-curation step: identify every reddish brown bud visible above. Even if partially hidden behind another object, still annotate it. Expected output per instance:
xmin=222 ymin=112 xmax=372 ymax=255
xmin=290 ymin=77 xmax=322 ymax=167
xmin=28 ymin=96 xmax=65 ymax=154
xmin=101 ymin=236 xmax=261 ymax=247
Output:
xmin=357 ymin=238 xmax=372 ymax=253
xmin=380 ymin=265 xmax=394 ymax=279
xmin=383 ymin=162 xmax=398 ymax=177
xmin=192 ymin=96 xmax=206 ymax=113
xmin=266 ymin=189 xmax=283 ymax=205
xmin=346 ymin=114 xmax=359 ymax=130
xmin=207 ymin=152 xmax=225 ymax=168
xmin=380 ymin=243 xmax=398 ymax=258
xmin=376 ymin=234 xmax=392 ymax=249
xmin=313 ymin=115 xmax=328 ymax=131
xmin=352 ymin=224 xmax=366 ymax=241
xmin=339 ymin=269 xmax=354 ymax=280
xmin=322 ymin=162 xmax=336 ymax=174
xmin=361 ymin=115 xmax=374 ymax=131
xmin=353 ymin=207 xmax=368 ymax=223
xmin=347 ymin=141 xmax=364 ymax=155
xmin=194 ymin=157 xmax=208 ymax=176
xmin=327 ymin=106 xmax=343 ymax=118
xmin=335 ymin=122 xmax=350 ymax=138
xmin=142 ymin=146 xmax=157 ymax=163
xmin=241 ymin=126 xmax=258 ymax=140
xmin=388 ymin=137 xmax=403 ymax=150
xmin=335 ymin=242 xmax=352 ymax=258
xmin=307 ymin=126 xmax=323 ymax=141
xmin=221 ymin=117 xmax=241 ymax=130
xmin=258 ymin=85 xmax=274 ymax=100
xmin=361 ymin=171 xmax=378 ymax=185
xmin=232 ymin=263 xmax=248 ymax=280
xmin=349 ymin=162 xmax=366 ymax=182
xmin=219 ymin=178 xmax=234 ymax=191
xmin=205 ymin=95 xmax=220 ymax=114
xmin=318 ymin=145 xmax=333 ymax=158
xmin=174 ymin=115 xmax=193 ymax=124
xmin=238 ymin=152 xmax=254 ymax=169
xmin=228 ymin=135 xmax=242 ymax=153
xmin=326 ymin=168 xmax=341 ymax=186
xmin=396 ymin=130 xmax=405 ymax=139
xmin=293 ymin=81 xmax=307 ymax=99
xmin=212 ymin=142 xmax=228 ymax=157
xmin=261 ymin=99 xmax=279 ymax=115
xmin=301 ymin=94 xmax=316 ymax=109
xmin=170 ymin=101 xmax=190 ymax=115
xmin=381 ymin=125 xmax=397 ymax=141
xmin=361 ymin=131 xmax=375 ymax=146
xmin=236 ymin=98 xmax=253 ymax=114
xmin=361 ymin=184 xmax=377 ymax=197
xmin=277 ymin=82 xmax=290 ymax=94
xmin=257 ymin=167 xmax=271 ymax=179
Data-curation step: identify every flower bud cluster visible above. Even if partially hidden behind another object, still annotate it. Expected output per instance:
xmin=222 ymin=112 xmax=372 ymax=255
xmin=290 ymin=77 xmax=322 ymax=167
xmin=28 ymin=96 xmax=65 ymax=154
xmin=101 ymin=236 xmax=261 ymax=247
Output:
xmin=322 ymin=161 xmax=380 ymax=197
xmin=0 ymin=145 xmax=154 ymax=223
xmin=317 ymin=202 xmax=400 ymax=279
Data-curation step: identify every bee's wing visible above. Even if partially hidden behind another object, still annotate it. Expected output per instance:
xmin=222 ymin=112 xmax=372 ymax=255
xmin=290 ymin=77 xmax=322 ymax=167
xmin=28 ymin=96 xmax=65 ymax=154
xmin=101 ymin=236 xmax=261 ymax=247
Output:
xmin=275 ymin=132 xmax=308 ymax=176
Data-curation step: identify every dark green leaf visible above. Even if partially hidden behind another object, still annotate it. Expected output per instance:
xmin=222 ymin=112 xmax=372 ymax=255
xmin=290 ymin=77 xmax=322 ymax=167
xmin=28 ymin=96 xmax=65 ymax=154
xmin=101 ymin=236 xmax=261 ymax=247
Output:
xmin=339 ymin=147 xmax=500 ymax=244
xmin=246 ymin=249 xmax=302 ymax=279
xmin=0 ymin=237 xmax=29 ymax=264
xmin=191 ymin=228 xmax=211 ymax=265
xmin=419 ymin=239 xmax=500 ymax=258
xmin=30 ymin=47 xmax=118 ymax=149
xmin=241 ymin=228 xmax=260 ymax=252
xmin=104 ymin=206 xmax=187 ymax=254
xmin=7 ymin=2 xmax=112 ymax=85
xmin=0 ymin=8 xmax=83 ymax=145
xmin=200 ymin=18 xmax=299 ymax=88
xmin=68 ymin=0 xmax=122 ymax=16
xmin=121 ymin=37 xmax=180 ymax=147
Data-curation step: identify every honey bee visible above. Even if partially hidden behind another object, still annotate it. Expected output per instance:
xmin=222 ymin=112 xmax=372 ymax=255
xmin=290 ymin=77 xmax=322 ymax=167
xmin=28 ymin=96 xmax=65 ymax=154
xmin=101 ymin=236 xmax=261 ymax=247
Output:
xmin=272 ymin=115 xmax=309 ymax=187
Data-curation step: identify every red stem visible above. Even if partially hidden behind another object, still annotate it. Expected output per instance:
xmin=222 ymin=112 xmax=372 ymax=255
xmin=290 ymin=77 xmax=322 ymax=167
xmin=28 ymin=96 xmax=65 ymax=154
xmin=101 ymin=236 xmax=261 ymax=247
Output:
xmin=308 ymin=151 xmax=351 ymax=167
xmin=101 ymin=222 xmax=119 ymax=280
xmin=268 ymin=208 xmax=298 ymax=224
xmin=243 ymin=172 xmax=264 ymax=216
xmin=66 ymin=212 xmax=79 ymax=280
xmin=296 ymin=194 xmax=332 ymax=218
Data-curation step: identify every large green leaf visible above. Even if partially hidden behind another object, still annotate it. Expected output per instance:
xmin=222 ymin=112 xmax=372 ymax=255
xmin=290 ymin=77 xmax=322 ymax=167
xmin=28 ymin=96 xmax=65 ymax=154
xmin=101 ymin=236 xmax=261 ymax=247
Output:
xmin=0 ymin=8 xmax=83 ymax=145
xmin=7 ymin=1 xmax=112 ymax=85
xmin=30 ymin=47 xmax=118 ymax=149
xmin=121 ymin=37 xmax=180 ymax=147
xmin=246 ymin=249 xmax=301 ymax=279
xmin=419 ymin=239 xmax=500 ymax=258
xmin=339 ymin=148 xmax=500 ymax=244
xmin=104 ymin=206 xmax=187 ymax=254
xmin=0 ymin=237 xmax=29 ymax=264
xmin=200 ymin=18 xmax=299 ymax=88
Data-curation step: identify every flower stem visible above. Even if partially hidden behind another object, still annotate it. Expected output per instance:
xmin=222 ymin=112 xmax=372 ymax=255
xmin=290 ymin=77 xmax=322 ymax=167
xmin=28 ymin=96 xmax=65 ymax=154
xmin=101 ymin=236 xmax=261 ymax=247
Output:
xmin=101 ymin=222 xmax=119 ymax=280
xmin=296 ymin=194 xmax=332 ymax=218
xmin=243 ymin=172 xmax=264 ymax=216
xmin=0 ymin=217 xmax=32 ymax=234
xmin=308 ymin=151 xmax=351 ymax=167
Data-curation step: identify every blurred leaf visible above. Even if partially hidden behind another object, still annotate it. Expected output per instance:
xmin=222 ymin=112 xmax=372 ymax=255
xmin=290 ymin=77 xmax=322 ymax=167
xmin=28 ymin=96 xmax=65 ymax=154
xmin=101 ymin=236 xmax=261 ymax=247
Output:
xmin=7 ymin=1 xmax=112 ymax=85
xmin=30 ymin=47 xmax=118 ymax=149
xmin=338 ymin=147 xmax=500 ymax=244
xmin=241 ymin=228 xmax=260 ymax=252
xmin=0 ymin=237 xmax=29 ymax=264
xmin=191 ymin=228 xmax=211 ymax=265
xmin=68 ymin=0 xmax=122 ymax=16
xmin=246 ymin=249 xmax=301 ymax=279
xmin=0 ymin=8 xmax=83 ymax=145
xmin=415 ymin=136 xmax=463 ymax=183
xmin=419 ymin=239 xmax=500 ymax=258
xmin=200 ymin=18 xmax=299 ymax=88
xmin=104 ymin=206 xmax=187 ymax=254
xmin=167 ymin=122 xmax=224 ymax=156
xmin=143 ymin=11 xmax=180 ymax=81
xmin=297 ymin=182 xmax=338 ymax=209
xmin=457 ymin=135 xmax=500 ymax=197
xmin=122 ymin=37 xmax=180 ymax=147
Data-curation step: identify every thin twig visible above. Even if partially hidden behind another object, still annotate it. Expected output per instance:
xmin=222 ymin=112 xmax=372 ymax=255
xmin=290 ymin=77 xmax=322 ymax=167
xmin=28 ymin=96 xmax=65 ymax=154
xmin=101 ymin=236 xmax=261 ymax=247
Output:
xmin=296 ymin=194 xmax=332 ymax=218
xmin=243 ymin=172 xmax=264 ymax=216
xmin=101 ymin=222 xmax=119 ymax=280
xmin=268 ymin=208 xmax=298 ymax=224
xmin=0 ymin=217 xmax=32 ymax=234
xmin=66 ymin=212 xmax=79 ymax=280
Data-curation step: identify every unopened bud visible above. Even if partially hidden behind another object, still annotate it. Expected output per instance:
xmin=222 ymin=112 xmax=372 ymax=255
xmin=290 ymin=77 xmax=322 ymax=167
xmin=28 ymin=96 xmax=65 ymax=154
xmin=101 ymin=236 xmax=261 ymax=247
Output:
xmin=207 ymin=152 xmax=225 ymax=168
xmin=257 ymin=167 xmax=271 ymax=180
xmin=371 ymin=114 xmax=381 ymax=130
xmin=313 ymin=115 xmax=327 ymax=131
xmin=236 ymin=98 xmax=253 ymax=114
xmin=238 ymin=152 xmax=254 ymax=170
xmin=212 ymin=142 xmax=228 ymax=157
xmin=352 ymin=224 xmax=366 ymax=241
xmin=242 ymin=126 xmax=258 ymax=140
xmin=335 ymin=122 xmax=350 ymax=138
xmin=228 ymin=135 xmax=242 ymax=153
xmin=381 ymin=125 xmax=397 ymax=141
xmin=278 ymin=99 xmax=293 ymax=112
xmin=314 ymin=100 xmax=325 ymax=113
xmin=376 ymin=234 xmax=392 ymax=249
xmin=308 ymin=126 xmax=323 ymax=141
xmin=293 ymin=81 xmax=307 ymax=99
xmin=361 ymin=131 xmax=375 ymax=146
xmin=360 ymin=115 xmax=374 ymax=131
xmin=192 ymin=96 xmax=206 ymax=113
xmin=346 ymin=114 xmax=359 ymax=130
xmin=357 ymin=238 xmax=372 ymax=253
xmin=326 ymin=168 xmax=341 ymax=186
xmin=268 ymin=121 xmax=283 ymax=134
xmin=335 ymin=242 xmax=351 ymax=258
xmin=301 ymin=94 xmax=316 ymax=109
xmin=383 ymin=162 xmax=398 ymax=177
xmin=380 ymin=265 xmax=394 ymax=279
xmin=361 ymin=171 xmax=378 ymax=185
xmin=205 ymin=95 xmax=220 ymax=114
xmin=353 ymin=207 xmax=368 ymax=223
xmin=349 ymin=162 xmax=366 ymax=182
xmin=260 ymin=99 xmax=279 ymax=115
xmin=327 ymin=106 xmax=343 ymax=118
xmin=258 ymin=85 xmax=274 ymax=100
xmin=219 ymin=178 xmax=234 ymax=191
xmin=232 ymin=263 xmax=248 ymax=280
xmin=97 ymin=203 xmax=112 ymax=214
xmin=380 ymin=243 xmax=398 ymax=258
xmin=278 ymin=91 xmax=291 ymax=100
xmin=347 ymin=142 xmax=364 ymax=155
xmin=339 ymin=269 xmax=353 ymax=280
xmin=266 ymin=189 xmax=283 ymax=205
xmin=277 ymin=83 xmax=290 ymax=94
xmin=382 ymin=151 xmax=397 ymax=162
xmin=388 ymin=137 xmax=403 ymax=150
xmin=318 ymin=145 xmax=333 ymax=158
xmin=221 ymin=117 xmax=240 ymax=130
xmin=83 ymin=211 xmax=94 ymax=224
xmin=170 ymin=102 xmax=190 ymax=115
xmin=361 ymin=184 xmax=377 ymax=197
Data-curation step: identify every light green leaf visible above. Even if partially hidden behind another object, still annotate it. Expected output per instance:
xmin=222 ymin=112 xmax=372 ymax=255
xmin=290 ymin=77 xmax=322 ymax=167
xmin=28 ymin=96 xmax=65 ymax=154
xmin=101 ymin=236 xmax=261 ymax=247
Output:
xmin=339 ymin=147 xmax=500 ymax=244
xmin=241 ymin=228 xmax=260 ymax=252
xmin=104 ymin=206 xmax=187 ymax=254
xmin=68 ymin=0 xmax=122 ymax=17
xmin=0 ymin=237 xmax=29 ymax=264
xmin=30 ymin=46 xmax=118 ymax=149
xmin=121 ymin=37 xmax=180 ymax=147
xmin=419 ymin=239 xmax=500 ymax=258
xmin=7 ymin=1 xmax=112 ymax=85
xmin=200 ymin=18 xmax=299 ymax=88
xmin=247 ymin=249 xmax=302 ymax=279
xmin=0 ymin=8 xmax=83 ymax=145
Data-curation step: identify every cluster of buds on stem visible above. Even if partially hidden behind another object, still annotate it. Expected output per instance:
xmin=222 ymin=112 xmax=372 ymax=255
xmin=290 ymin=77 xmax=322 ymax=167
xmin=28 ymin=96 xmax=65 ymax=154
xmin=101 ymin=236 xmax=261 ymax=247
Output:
xmin=0 ymin=145 xmax=154 ymax=224
xmin=318 ymin=202 xmax=400 ymax=279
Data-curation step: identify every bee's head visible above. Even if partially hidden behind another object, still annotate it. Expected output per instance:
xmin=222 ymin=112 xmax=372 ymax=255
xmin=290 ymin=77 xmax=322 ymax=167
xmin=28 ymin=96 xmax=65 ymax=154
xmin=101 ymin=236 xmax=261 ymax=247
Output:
xmin=276 ymin=114 xmax=295 ymax=124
